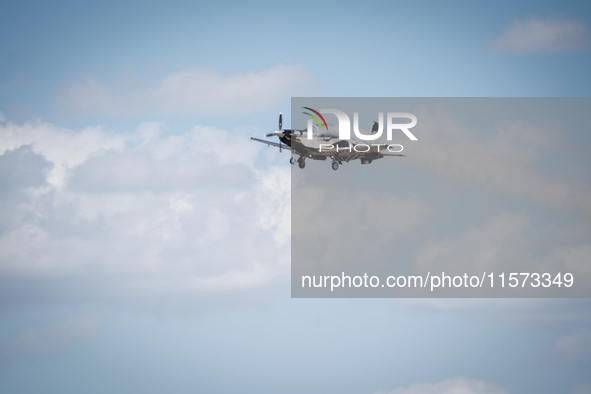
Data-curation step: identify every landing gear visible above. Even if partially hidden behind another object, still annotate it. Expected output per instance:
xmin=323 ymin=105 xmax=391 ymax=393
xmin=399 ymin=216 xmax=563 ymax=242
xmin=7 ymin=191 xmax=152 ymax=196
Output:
xmin=290 ymin=156 xmax=296 ymax=165
xmin=331 ymin=161 xmax=339 ymax=171
xmin=298 ymin=157 xmax=306 ymax=169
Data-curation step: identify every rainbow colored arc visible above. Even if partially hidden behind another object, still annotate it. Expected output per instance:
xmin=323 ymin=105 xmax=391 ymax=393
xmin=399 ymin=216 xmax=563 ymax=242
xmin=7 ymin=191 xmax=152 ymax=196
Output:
xmin=302 ymin=107 xmax=329 ymax=133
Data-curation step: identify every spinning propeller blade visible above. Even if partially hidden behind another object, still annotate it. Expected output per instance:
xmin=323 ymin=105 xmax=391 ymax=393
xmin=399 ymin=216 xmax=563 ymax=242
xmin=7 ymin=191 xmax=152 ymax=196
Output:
xmin=264 ymin=113 xmax=287 ymax=152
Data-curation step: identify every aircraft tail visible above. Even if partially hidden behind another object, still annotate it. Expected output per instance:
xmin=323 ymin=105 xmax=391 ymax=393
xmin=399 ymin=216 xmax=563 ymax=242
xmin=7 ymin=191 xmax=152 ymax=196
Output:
xmin=371 ymin=121 xmax=379 ymax=134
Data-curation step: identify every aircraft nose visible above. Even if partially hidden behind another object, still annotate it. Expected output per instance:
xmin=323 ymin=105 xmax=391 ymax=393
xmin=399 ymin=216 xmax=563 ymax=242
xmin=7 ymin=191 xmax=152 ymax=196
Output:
xmin=265 ymin=130 xmax=284 ymax=138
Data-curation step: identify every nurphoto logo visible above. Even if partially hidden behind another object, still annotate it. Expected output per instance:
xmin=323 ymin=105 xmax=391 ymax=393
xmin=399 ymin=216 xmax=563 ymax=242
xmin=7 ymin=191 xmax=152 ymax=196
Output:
xmin=302 ymin=107 xmax=418 ymax=153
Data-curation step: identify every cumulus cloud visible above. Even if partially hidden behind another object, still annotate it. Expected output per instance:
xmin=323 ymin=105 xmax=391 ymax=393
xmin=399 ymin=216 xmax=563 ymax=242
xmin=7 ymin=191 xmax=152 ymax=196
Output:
xmin=489 ymin=16 xmax=591 ymax=53
xmin=375 ymin=377 xmax=508 ymax=394
xmin=54 ymin=64 xmax=318 ymax=117
xmin=292 ymin=175 xmax=427 ymax=270
xmin=415 ymin=212 xmax=530 ymax=274
xmin=0 ymin=145 xmax=52 ymax=191
xmin=2 ymin=315 xmax=100 ymax=359
xmin=413 ymin=210 xmax=591 ymax=297
xmin=0 ymin=119 xmax=126 ymax=186
xmin=404 ymin=105 xmax=591 ymax=218
xmin=0 ymin=119 xmax=290 ymax=312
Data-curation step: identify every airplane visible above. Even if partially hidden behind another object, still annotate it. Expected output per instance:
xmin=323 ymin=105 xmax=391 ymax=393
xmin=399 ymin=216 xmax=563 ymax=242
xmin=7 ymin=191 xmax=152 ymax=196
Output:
xmin=250 ymin=112 xmax=404 ymax=170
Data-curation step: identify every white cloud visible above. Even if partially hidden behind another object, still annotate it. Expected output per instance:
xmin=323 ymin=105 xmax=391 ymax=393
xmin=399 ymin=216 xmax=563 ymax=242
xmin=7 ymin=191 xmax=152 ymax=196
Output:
xmin=54 ymin=64 xmax=318 ymax=117
xmin=0 ymin=145 xmax=52 ymax=190
xmin=0 ymin=111 xmax=5 ymax=122
xmin=413 ymin=210 xmax=591 ymax=297
xmin=3 ymin=316 xmax=100 ymax=358
xmin=415 ymin=212 xmax=530 ymax=274
xmin=404 ymin=106 xmax=591 ymax=217
xmin=292 ymin=175 xmax=427 ymax=268
xmin=0 ymin=119 xmax=290 ymax=311
xmin=0 ymin=119 xmax=126 ymax=186
xmin=375 ymin=377 xmax=508 ymax=394
xmin=489 ymin=16 xmax=591 ymax=53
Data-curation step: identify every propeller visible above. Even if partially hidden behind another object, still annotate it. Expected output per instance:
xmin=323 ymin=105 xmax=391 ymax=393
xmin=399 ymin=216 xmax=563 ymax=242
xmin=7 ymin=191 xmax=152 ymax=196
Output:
xmin=265 ymin=113 xmax=285 ymax=152
xmin=266 ymin=113 xmax=283 ymax=137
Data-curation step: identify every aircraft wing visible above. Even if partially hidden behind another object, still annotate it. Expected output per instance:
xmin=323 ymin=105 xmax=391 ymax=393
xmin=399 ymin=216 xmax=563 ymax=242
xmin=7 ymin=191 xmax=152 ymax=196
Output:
xmin=250 ymin=137 xmax=292 ymax=151
xmin=380 ymin=153 xmax=405 ymax=157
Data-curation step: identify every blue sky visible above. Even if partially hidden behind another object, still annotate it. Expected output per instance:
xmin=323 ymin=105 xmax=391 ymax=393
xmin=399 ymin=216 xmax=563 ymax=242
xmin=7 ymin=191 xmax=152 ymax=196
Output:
xmin=1 ymin=1 xmax=591 ymax=393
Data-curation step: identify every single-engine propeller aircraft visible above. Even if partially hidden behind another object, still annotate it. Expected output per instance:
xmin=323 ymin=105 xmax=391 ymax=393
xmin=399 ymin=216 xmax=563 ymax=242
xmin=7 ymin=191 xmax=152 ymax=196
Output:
xmin=250 ymin=112 xmax=404 ymax=171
